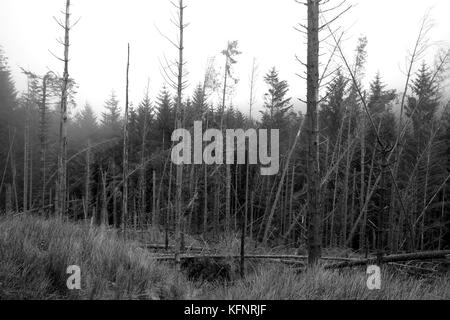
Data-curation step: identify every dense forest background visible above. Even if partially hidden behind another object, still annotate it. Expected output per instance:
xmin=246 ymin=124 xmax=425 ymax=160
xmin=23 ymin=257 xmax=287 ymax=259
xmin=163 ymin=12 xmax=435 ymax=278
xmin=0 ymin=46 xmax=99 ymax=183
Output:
xmin=1 ymin=1 xmax=450 ymax=259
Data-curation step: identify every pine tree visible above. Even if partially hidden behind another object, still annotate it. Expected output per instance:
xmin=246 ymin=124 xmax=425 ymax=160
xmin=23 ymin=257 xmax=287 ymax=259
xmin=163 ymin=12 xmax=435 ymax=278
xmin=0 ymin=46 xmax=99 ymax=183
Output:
xmin=368 ymin=73 xmax=396 ymax=115
xmin=156 ymin=87 xmax=174 ymax=150
xmin=407 ymin=63 xmax=440 ymax=141
xmin=261 ymin=67 xmax=293 ymax=130
xmin=319 ymin=69 xmax=347 ymax=139
xmin=0 ymin=47 xmax=17 ymax=124
xmin=73 ymin=103 xmax=98 ymax=142
xmin=101 ymin=91 xmax=121 ymax=137
xmin=191 ymin=84 xmax=208 ymax=122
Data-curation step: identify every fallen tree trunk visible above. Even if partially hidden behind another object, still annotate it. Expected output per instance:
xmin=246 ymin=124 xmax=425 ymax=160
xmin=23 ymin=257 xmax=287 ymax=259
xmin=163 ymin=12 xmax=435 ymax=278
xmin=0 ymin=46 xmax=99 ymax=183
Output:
xmin=144 ymin=244 xmax=208 ymax=252
xmin=325 ymin=250 xmax=450 ymax=270
xmin=154 ymin=254 xmax=358 ymax=263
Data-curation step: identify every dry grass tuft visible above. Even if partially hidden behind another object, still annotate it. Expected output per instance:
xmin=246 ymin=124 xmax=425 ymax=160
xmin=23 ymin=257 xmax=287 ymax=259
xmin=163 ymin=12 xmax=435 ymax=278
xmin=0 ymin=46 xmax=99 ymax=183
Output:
xmin=0 ymin=215 xmax=193 ymax=300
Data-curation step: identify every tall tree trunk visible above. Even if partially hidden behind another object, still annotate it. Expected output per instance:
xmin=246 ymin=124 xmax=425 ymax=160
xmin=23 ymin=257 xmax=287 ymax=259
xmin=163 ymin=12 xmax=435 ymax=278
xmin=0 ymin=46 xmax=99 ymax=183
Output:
xmin=140 ymin=109 xmax=148 ymax=227
xmin=152 ymin=170 xmax=158 ymax=227
xmin=122 ymin=44 xmax=130 ymax=234
xmin=40 ymin=76 xmax=49 ymax=211
xmin=84 ymin=140 xmax=91 ymax=222
xmin=341 ymin=117 xmax=352 ymax=245
xmin=438 ymin=189 xmax=445 ymax=250
xmin=10 ymin=144 xmax=19 ymax=213
xmin=112 ymin=160 xmax=118 ymax=228
xmin=221 ymin=45 xmax=231 ymax=236
xmin=23 ymin=82 xmax=30 ymax=214
xmin=421 ymin=140 xmax=431 ymax=250
xmin=57 ymin=0 xmax=71 ymax=219
xmin=306 ymin=0 xmax=321 ymax=265
xmin=174 ymin=0 xmax=186 ymax=267
xmin=203 ymin=115 xmax=209 ymax=234
xmin=359 ymin=113 xmax=366 ymax=250
xmin=101 ymin=169 xmax=108 ymax=226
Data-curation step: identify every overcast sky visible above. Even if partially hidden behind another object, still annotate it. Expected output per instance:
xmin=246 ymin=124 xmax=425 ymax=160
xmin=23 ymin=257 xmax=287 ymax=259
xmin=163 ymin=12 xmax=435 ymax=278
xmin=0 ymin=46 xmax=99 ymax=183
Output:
xmin=1 ymin=0 xmax=449 ymax=117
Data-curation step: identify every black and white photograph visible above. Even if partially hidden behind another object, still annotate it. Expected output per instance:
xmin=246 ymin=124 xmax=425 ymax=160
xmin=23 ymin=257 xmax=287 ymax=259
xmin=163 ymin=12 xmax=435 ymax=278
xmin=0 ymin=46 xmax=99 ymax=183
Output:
xmin=0 ymin=0 xmax=449 ymax=305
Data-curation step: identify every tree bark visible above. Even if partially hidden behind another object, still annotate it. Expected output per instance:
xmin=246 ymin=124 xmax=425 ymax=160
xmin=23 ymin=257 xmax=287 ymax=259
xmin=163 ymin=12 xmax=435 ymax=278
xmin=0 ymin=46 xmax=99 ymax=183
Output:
xmin=306 ymin=0 xmax=321 ymax=265
xmin=57 ymin=0 xmax=71 ymax=219
xmin=122 ymin=43 xmax=130 ymax=234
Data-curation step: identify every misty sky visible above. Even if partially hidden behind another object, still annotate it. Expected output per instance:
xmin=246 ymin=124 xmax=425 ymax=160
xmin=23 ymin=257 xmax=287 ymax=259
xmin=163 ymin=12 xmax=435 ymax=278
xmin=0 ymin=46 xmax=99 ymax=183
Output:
xmin=1 ymin=0 xmax=449 ymax=117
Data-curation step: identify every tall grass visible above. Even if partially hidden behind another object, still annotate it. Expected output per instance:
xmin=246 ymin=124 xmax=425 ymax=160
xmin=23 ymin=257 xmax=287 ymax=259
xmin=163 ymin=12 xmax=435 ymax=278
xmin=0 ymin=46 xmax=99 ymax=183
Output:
xmin=203 ymin=264 xmax=450 ymax=300
xmin=0 ymin=215 xmax=193 ymax=300
xmin=1 ymin=215 xmax=448 ymax=300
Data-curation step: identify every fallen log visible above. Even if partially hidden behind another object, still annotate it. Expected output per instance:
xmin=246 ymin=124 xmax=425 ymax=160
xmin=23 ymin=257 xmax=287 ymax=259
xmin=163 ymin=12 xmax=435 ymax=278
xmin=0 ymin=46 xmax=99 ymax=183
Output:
xmin=325 ymin=250 xmax=450 ymax=270
xmin=154 ymin=254 xmax=358 ymax=263
xmin=144 ymin=244 xmax=208 ymax=252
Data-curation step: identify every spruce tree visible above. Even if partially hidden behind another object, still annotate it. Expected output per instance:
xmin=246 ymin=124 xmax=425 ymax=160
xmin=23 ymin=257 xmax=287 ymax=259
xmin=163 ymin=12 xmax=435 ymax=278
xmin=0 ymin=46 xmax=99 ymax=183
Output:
xmin=261 ymin=67 xmax=293 ymax=130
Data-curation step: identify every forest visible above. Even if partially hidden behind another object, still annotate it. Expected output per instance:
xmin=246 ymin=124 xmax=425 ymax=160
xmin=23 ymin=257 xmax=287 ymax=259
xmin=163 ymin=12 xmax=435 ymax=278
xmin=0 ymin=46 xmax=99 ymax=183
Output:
xmin=0 ymin=0 xmax=449 ymax=300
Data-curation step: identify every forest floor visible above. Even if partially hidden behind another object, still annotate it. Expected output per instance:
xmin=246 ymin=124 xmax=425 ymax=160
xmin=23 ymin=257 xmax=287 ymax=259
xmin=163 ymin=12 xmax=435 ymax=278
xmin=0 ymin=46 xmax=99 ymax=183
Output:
xmin=0 ymin=214 xmax=448 ymax=300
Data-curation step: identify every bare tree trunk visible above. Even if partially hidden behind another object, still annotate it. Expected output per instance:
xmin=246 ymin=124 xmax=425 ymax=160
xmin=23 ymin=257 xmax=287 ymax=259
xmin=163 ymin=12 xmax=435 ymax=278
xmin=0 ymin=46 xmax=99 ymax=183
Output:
xmin=84 ymin=140 xmax=91 ymax=221
xmin=240 ymin=190 xmax=247 ymax=279
xmin=10 ymin=145 xmax=19 ymax=213
xmin=112 ymin=161 xmax=118 ymax=228
xmin=57 ymin=0 xmax=71 ymax=219
xmin=330 ymin=114 xmax=346 ymax=246
xmin=152 ymin=171 xmax=158 ymax=227
xmin=221 ymin=45 xmax=231 ymax=236
xmin=174 ymin=0 xmax=186 ymax=268
xmin=359 ymin=114 xmax=366 ymax=249
xmin=438 ymin=189 xmax=445 ymax=250
xmin=203 ymin=160 xmax=208 ymax=234
xmin=306 ymin=0 xmax=321 ymax=265
xmin=322 ymin=139 xmax=330 ymax=245
xmin=250 ymin=191 xmax=254 ymax=241
xmin=29 ymin=141 xmax=33 ymax=212
xmin=122 ymin=44 xmax=130 ymax=235
xmin=421 ymin=140 xmax=431 ymax=250
xmin=40 ymin=75 xmax=49 ymax=211
xmin=289 ymin=165 xmax=295 ymax=244
xmin=249 ymin=58 xmax=257 ymax=122
xmin=133 ymin=193 xmax=138 ymax=231
xmin=166 ymin=162 xmax=173 ymax=250
xmin=101 ymin=169 xmax=108 ymax=227
xmin=203 ymin=115 xmax=209 ymax=234
xmin=341 ymin=117 xmax=353 ymax=245
xmin=23 ymin=83 xmax=30 ymax=214
xmin=140 ymin=108 xmax=149 ymax=227
xmin=6 ymin=184 xmax=12 ymax=216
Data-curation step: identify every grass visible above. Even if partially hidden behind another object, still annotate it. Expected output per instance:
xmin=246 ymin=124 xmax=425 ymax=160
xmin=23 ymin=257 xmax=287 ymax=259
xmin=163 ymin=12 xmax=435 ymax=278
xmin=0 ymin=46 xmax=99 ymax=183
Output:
xmin=0 ymin=214 xmax=448 ymax=300
xmin=203 ymin=264 xmax=449 ymax=300
xmin=0 ymin=214 xmax=193 ymax=300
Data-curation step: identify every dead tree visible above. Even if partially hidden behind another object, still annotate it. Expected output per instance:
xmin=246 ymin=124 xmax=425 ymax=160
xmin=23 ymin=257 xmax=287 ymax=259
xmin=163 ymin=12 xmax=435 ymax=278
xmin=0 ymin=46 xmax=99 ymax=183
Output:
xmin=305 ymin=0 xmax=321 ymax=265
xmin=295 ymin=0 xmax=352 ymax=265
xmin=248 ymin=58 xmax=258 ymax=122
xmin=0 ymin=127 xmax=15 ymax=210
xmin=152 ymin=171 xmax=158 ymax=226
xmin=101 ymin=168 xmax=108 ymax=226
xmin=54 ymin=0 xmax=73 ymax=219
xmin=220 ymin=41 xmax=241 ymax=235
xmin=84 ymin=139 xmax=91 ymax=221
xmin=174 ymin=0 xmax=187 ymax=267
xmin=122 ymin=44 xmax=131 ymax=234
xmin=22 ymin=76 xmax=33 ymax=215
xmin=241 ymin=60 xmax=258 ymax=277
xmin=326 ymin=250 xmax=450 ymax=270
xmin=39 ymin=72 xmax=54 ymax=211
xmin=157 ymin=0 xmax=189 ymax=265
xmin=140 ymin=85 xmax=150 ymax=226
